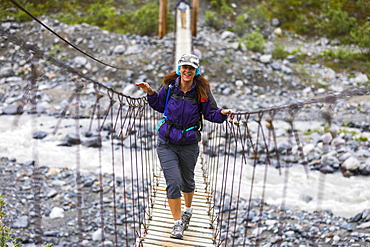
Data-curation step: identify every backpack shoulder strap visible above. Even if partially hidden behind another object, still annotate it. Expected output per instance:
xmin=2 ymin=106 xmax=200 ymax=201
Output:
xmin=163 ymin=81 xmax=174 ymax=120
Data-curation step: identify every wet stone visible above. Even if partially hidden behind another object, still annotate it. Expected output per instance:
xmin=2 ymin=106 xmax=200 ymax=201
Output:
xmin=12 ymin=215 xmax=29 ymax=228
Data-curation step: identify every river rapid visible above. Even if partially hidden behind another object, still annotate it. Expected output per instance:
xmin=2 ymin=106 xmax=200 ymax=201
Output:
xmin=1 ymin=114 xmax=369 ymax=219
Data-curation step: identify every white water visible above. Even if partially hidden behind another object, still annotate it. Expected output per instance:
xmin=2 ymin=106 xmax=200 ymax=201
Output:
xmin=217 ymin=161 xmax=370 ymax=218
xmin=0 ymin=115 xmax=137 ymax=175
xmin=0 ymin=114 xmax=369 ymax=218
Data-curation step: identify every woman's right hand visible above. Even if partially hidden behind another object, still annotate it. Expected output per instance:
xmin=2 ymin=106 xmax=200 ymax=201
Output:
xmin=135 ymin=82 xmax=155 ymax=95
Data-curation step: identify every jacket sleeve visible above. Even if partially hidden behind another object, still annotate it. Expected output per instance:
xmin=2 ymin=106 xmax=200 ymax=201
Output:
xmin=174 ymin=1 xmax=180 ymax=9
xmin=201 ymin=90 xmax=227 ymax=123
xmin=147 ymin=87 xmax=167 ymax=113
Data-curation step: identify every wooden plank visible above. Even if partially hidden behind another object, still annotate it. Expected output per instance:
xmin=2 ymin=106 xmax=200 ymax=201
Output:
xmin=148 ymin=218 xmax=212 ymax=232
xmin=152 ymin=191 xmax=211 ymax=200
xmin=153 ymin=183 xmax=209 ymax=192
xmin=157 ymin=176 xmax=206 ymax=187
xmin=150 ymin=209 xmax=212 ymax=221
xmin=144 ymin=229 xmax=214 ymax=245
xmin=151 ymin=198 xmax=211 ymax=208
xmin=147 ymin=214 xmax=214 ymax=230
xmin=144 ymin=235 xmax=214 ymax=245
xmin=142 ymin=238 xmax=214 ymax=247
xmin=153 ymin=185 xmax=209 ymax=194
xmin=152 ymin=187 xmax=211 ymax=197
xmin=146 ymin=225 xmax=213 ymax=238
xmin=151 ymin=189 xmax=211 ymax=198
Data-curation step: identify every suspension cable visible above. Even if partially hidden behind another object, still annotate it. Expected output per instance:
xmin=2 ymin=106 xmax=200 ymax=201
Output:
xmin=9 ymin=0 xmax=135 ymax=71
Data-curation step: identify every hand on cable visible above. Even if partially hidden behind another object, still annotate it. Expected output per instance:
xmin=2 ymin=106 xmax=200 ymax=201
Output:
xmin=221 ymin=109 xmax=233 ymax=115
xmin=221 ymin=109 xmax=234 ymax=120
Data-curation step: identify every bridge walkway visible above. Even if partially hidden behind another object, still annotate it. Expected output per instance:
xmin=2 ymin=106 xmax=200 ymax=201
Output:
xmin=140 ymin=160 xmax=215 ymax=246
xmin=174 ymin=4 xmax=193 ymax=69
xmin=136 ymin=5 xmax=216 ymax=246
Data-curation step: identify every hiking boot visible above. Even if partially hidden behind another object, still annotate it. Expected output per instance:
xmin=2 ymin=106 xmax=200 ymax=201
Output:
xmin=170 ymin=221 xmax=184 ymax=239
xmin=181 ymin=211 xmax=192 ymax=230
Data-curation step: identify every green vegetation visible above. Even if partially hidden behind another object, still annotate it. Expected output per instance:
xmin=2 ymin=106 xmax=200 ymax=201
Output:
xmin=1 ymin=0 xmax=369 ymax=75
xmin=207 ymin=0 xmax=370 ymax=76
xmin=337 ymin=129 xmax=369 ymax=142
xmin=1 ymin=0 xmax=172 ymax=36
xmin=314 ymin=6 xmax=356 ymax=39
xmin=232 ymin=4 xmax=269 ymax=36
xmin=350 ymin=22 xmax=370 ymax=55
xmin=317 ymin=47 xmax=370 ymax=74
xmin=205 ymin=11 xmax=223 ymax=30
xmin=273 ymin=42 xmax=290 ymax=59
xmin=304 ymin=127 xmax=369 ymax=142
xmin=266 ymin=0 xmax=370 ymax=56
xmin=238 ymin=29 xmax=265 ymax=53
xmin=354 ymin=136 xmax=369 ymax=142
xmin=0 ymin=195 xmax=22 ymax=247
xmin=304 ymin=125 xmax=336 ymax=137
xmin=210 ymin=0 xmax=233 ymax=17
xmin=1 ymin=195 xmax=54 ymax=247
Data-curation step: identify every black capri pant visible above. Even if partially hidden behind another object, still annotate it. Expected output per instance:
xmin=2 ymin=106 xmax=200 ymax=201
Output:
xmin=157 ymin=137 xmax=199 ymax=199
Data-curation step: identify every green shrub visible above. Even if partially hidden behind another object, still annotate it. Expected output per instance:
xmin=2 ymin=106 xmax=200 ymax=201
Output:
xmin=273 ymin=43 xmax=289 ymax=59
xmin=233 ymin=14 xmax=249 ymax=36
xmin=315 ymin=7 xmax=356 ymax=39
xmin=322 ymin=47 xmax=356 ymax=64
xmin=2 ymin=0 xmax=162 ymax=36
xmin=4 ymin=2 xmax=35 ymax=22
xmin=290 ymin=45 xmax=302 ymax=55
xmin=350 ymin=22 xmax=370 ymax=55
xmin=233 ymin=5 xmax=269 ymax=36
xmin=210 ymin=0 xmax=233 ymax=17
xmin=205 ymin=11 xmax=223 ymax=30
xmin=118 ymin=2 xmax=160 ymax=35
xmin=0 ymin=195 xmax=22 ymax=247
xmin=224 ymin=57 xmax=231 ymax=64
xmin=1 ymin=195 xmax=55 ymax=246
xmin=292 ymin=13 xmax=311 ymax=34
xmin=241 ymin=29 xmax=265 ymax=53
xmin=84 ymin=0 xmax=118 ymax=28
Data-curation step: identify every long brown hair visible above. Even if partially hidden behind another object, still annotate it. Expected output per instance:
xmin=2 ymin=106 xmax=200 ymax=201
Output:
xmin=162 ymin=71 xmax=210 ymax=101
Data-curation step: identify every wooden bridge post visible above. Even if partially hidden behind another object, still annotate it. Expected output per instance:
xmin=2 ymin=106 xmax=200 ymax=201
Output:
xmin=158 ymin=0 xmax=168 ymax=39
xmin=192 ymin=0 xmax=199 ymax=37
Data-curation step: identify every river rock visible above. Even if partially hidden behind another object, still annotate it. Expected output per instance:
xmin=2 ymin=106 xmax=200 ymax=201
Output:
xmin=66 ymin=133 xmax=81 ymax=145
xmin=260 ymin=54 xmax=272 ymax=64
xmin=92 ymin=228 xmax=103 ymax=241
xmin=2 ymin=104 xmax=23 ymax=115
xmin=32 ymin=131 xmax=48 ymax=139
xmin=342 ymin=156 xmax=361 ymax=171
xmin=12 ymin=215 xmax=29 ymax=228
xmin=353 ymin=73 xmax=369 ymax=84
xmin=0 ymin=67 xmax=15 ymax=78
xmin=49 ymin=207 xmax=64 ymax=219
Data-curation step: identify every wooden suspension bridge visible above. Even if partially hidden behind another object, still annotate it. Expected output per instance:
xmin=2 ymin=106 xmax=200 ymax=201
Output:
xmin=2 ymin=1 xmax=369 ymax=246
xmin=137 ymin=1 xmax=216 ymax=246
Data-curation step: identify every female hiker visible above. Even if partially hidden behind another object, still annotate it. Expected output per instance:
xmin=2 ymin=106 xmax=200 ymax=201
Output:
xmin=136 ymin=53 xmax=232 ymax=239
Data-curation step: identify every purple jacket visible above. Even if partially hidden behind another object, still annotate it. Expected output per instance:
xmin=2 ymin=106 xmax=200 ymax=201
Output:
xmin=147 ymin=77 xmax=227 ymax=145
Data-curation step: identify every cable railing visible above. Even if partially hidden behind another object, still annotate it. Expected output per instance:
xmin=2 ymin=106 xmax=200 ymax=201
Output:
xmin=1 ymin=2 xmax=370 ymax=246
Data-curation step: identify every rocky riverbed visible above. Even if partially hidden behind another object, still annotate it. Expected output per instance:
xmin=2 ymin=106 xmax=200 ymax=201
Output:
xmin=1 ymin=14 xmax=370 ymax=247
xmin=1 ymin=156 xmax=370 ymax=246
